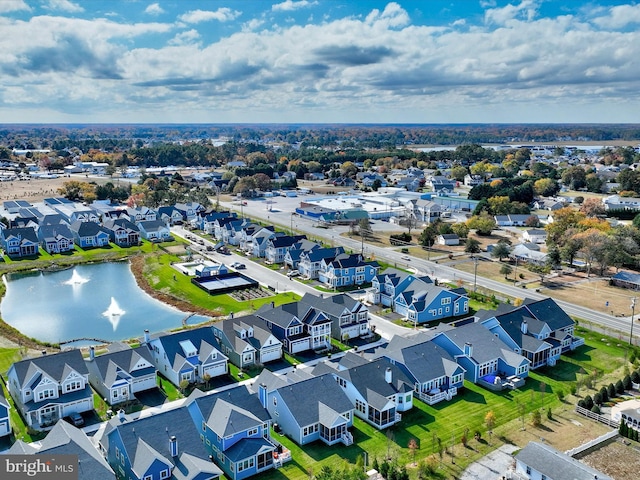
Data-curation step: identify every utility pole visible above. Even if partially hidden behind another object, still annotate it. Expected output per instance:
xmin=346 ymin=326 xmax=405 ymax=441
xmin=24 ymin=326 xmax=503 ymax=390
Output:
xmin=630 ymin=297 xmax=636 ymax=346
xmin=473 ymin=256 xmax=479 ymax=293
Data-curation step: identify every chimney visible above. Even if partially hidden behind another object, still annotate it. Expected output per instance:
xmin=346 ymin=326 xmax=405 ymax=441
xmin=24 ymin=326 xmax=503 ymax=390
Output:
xmin=143 ymin=329 xmax=150 ymax=344
xmin=385 ymin=367 xmax=393 ymax=384
xmin=169 ymin=436 xmax=178 ymax=457
xmin=89 ymin=346 xmax=95 ymax=361
xmin=521 ymin=320 xmax=528 ymax=334
xmin=464 ymin=342 xmax=473 ymax=357
xmin=271 ymin=301 xmax=275 ymax=308
xmin=258 ymin=383 xmax=268 ymax=408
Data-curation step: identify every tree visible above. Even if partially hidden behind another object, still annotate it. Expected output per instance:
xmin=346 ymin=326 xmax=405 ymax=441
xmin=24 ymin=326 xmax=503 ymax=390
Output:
xmin=500 ymin=264 xmax=513 ymax=279
xmin=451 ymin=222 xmax=469 ymax=239
xmin=179 ymin=379 xmax=190 ymax=393
xmin=534 ymin=178 xmax=560 ymax=197
xmin=358 ymin=218 xmax=372 ymax=238
xmin=531 ymin=409 xmax=542 ymax=427
xmin=579 ymin=198 xmax=606 ymax=217
xmin=408 ymin=438 xmax=418 ymax=465
xmin=484 ymin=411 xmax=496 ymax=444
xmin=252 ymin=173 xmax=272 ymax=191
xmin=465 ymin=238 xmax=481 ymax=254
xmin=491 ymin=242 xmax=511 ymax=261
xmin=419 ymin=222 xmax=440 ymax=247
xmin=450 ymin=165 xmax=468 ymax=181
xmin=562 ymin=165 xmax=587 ymax=190
xmin=467 ymin=213 xmax=497 ymax=235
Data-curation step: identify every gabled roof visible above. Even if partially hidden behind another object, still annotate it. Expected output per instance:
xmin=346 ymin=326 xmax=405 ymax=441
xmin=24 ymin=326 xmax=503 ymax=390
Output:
xmin=275 ymin=374 xmax=353 ymax=427
xmin=223 ymin=315 xmax=281 ymax=350
xmin=152 ymin=326 xmax=223 ymax=369
xmin=2 ymin=226 xmax=38 ymax=243
xmin=269 ymin=235 xmax=306 ymax=248
xmin=70 ymin=221 xmax=110 ymax=237
xmin=38 ymin=223 xmax=74 ymax=240
xmin=302 ymin=246 xmax=345 ymax=262
xmin=9 ymin=421 xmax=114 ymax=480
xmin=612 ymin=270 xmax=640 ymax=285
xmin=11 ymin=349 xmax=89 ymax=389
xmin=88 ymin=344 xmax=155 ymax=387
xmin=521 ymin=298 xmax=575 ymax=331
xmin=137 ymin=219 xmax=168 ymax=232
xmin=299 ymin=292 xmax=363 ymax=319
xmin=188 ymin=384 xmax=270 ymax=438
xmin=256 ymin=301 xmax=331 ymax=329
xmin=515 ymin=442 xmax=612 ymax=480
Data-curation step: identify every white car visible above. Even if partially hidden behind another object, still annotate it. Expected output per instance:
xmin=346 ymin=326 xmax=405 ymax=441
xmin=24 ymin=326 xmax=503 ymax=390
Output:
xmin=287 ymin=270 xmax=300 ymax=277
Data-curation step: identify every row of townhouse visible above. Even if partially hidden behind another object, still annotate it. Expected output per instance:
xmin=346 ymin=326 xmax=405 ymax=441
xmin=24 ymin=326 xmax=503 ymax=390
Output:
xmin=369 ymin=268 xmax=469 ymax=324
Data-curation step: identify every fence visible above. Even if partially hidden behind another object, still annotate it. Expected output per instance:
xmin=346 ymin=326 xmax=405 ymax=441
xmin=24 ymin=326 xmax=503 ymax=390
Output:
xmin=574 ymin=405 xmax=620 ymax=428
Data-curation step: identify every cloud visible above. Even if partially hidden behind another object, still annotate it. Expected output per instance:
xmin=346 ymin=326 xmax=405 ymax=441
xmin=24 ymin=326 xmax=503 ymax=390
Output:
xmin=178 ymin=8 xmax=241 ymax=24
xmin=313 ymin=45 xmax=395 ymax=66
xmin=485 ymin=0 xmax=539 ymax=25
xmin=0 ymin=0 xmax=30 ymax=13
xmin=272 ymin=0 xmax=318 ymax=12
xmin=169 ymin=29 xmax=200 ymax=46
xmin=144 ymin=3 xmax=164 ymax=16
xmin=365 ymin=2 xmax=410 ymax=28
xmin=593 ymin=4 xmax=640 ymax=29
xmin=44 ymin=0 xmax=84 ymax=13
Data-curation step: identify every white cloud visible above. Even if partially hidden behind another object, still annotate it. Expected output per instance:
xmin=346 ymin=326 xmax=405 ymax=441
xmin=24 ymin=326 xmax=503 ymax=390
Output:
xmin=485 ymin=0 xmax=539 ymax=25
xmin=593 ymin=4 xmax=640 ymax=29
xmin=0 ymin=0 xmax=30 ymax=13
xmin=44 ymin=0 xmax=84 ymax=13
xmin=242 ymin=18 xmax=265 ymax=32
xmin=178 ymin=8 xmax=241 ymax=24
xmin=144 ymin=3 xmax=164 ymax=16
xmin=365 ymin=2 xmax=410 ymax=28
xmin=272 ymin=0 xmax=317 ymax=12
xmin=169 ymin=29 xmax=200 ymax=46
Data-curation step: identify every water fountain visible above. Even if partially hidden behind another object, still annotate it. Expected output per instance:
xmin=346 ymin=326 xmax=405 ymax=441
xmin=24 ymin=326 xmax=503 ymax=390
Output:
xmin=64 ymin=269 xmax=89 ymax=285
xmin=103 ymin=297 xmax=125 ymax=331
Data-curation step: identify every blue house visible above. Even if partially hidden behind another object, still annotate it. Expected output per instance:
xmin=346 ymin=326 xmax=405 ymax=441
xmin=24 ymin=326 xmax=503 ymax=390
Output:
xmin=256 ymin=373 xmax=355 ymax=446
xmin=432 ymin=323 xmax=530 ymax=388
xmin=37 ymin=223 xmax=75 ymax=254
xmin=318 ymin=253 xmax=379 ymax=288
xmin=99 ymin=407 xmax=222 ymax=480
xmin=0 ymin=226 xmax=39 ymax=257
xmin=186 ymin=385 xmax=286 ymax=479
xmin=70 ymin=221 xmax=111 ymax=248
xmin=0 ymin=385 xmax=10 ymax=437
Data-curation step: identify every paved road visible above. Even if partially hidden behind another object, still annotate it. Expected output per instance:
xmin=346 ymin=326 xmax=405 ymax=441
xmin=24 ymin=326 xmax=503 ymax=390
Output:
xmin=219 ymin=198 xmax=637 ymax=341
xmin=459 ymin=444 xmax=519 ymax=480
xmin=171 ymin=225 xmax=411 ymax=340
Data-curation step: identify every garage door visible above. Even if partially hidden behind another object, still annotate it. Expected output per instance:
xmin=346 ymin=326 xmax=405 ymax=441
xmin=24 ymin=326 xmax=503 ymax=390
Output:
xmin=260 ymin=346 xmax=282 ymax=363
xmin=203 ymin=363 xmax=227 ymax=378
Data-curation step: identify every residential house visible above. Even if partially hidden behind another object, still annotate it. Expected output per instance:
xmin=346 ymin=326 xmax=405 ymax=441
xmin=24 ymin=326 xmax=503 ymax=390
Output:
xmin=514 ymin=442 xmax=612 ymax=480
xmin=265 ymin=235 xmax=306 ymax=264
xmin=199 ymin=211 xmax=236 ymax=235
xmin=603 ymin=194 xmax=640 ymax=211
xmin=103 ymin=218 xmax=141 ymax=247
xmin=175 ymin=202 xmax=205 ymax=223
xmin=7 ymin=349 xmax=94 ymax=431
xmin=0 ymin=226 xmax=39 ymax=257
xmin=431 ymin=322 xmax=530 ymax=386
xmin=283 ymin=239 xmax=322 ymax=270
xmin=211 ymin=315 xmax=283 ymax=369
xmin=377 ymin=334 xmax=465 ymax=405
xmin=611 ymin=270 xmax=640 ymax=290
xmin=325 ymin=355 xmax=414 ymax=429
xmin=99 ymin=406 xmax=222 ymax=480
xmin=146 ymin=327 xmax=228 ymax=388
xmin=86 ymin=343 xmax=157 ymax=406
xmin=157 ymin=205 xmax=186 ymax=225
xmin=510 ymin=243 xmax=548 ymax=266
xmin=436 ymin=233 xmax=460 ymax=246
xmin=138 ymin=220 xmax=172 ymax=242
xmin=370 ymin=268 xmax=431 ymax=308
xmin=298 ymin=247 xmax=344 ymax=279
xmin=413 ymin=199 xmax=443 ymax=223
xmin=186 ymin=385 xmax=282 ymax=479
xmin=8 ymin=421 xmax=115 ymax=480
xmin=70 ymin=221 xmax=111 ymax=248
xmin=428 ymin=176 xmax=456 ymax=194
xmin=255 ymin=301 xmax=332 ymax=354
xmin=0 ymin=385 xmax=10 ymax=437
xmin=37 ymin=223 xmax=75 ymax=254
xmin=240 ymin=225 xmax=275 ymax=254
xmin=522 ymin=228 xmax=547 ymax=244
xmin=318 ymin=253 xmax=380 ymax=288
xmin=3 ymin=199 xmax=32 ymax=214
xmin=126 ymin=206 xmax=157 ymax=222
xmin=463 ymin=174 xmax=485 ymax=187
xmin=298 ymin=293 xmax=371 ymax=342
xmin=494 ymin=214 xmax=537 ymax=227
xmin=256 ymin=373 xmax=355 ymax=446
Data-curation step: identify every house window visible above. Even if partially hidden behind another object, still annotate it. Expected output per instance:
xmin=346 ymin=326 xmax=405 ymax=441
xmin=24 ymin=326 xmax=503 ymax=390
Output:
xmin=337 ymin=377 xmax=347 ymax=388
xmin=160 ymin=470 xmax=170 ymax=480
xmin=438 ymin=308 xmax=442 ymax=316
xmin=355 ymin=399 xmax=367 ymax=414
xmin=37 ymin=389 xmax=55 ymax=401
xmin=144 ymin=475 xmax=152 ymax=480
xmin=441 ymin=297 xmax=451 ymax=305
xmin=273 ymin=397 xmax=277 ymax=406
xmin=526 ymin=466 xmax=531 ymax=475
xmin=248 ymin=427 xmax=258 ymax=436
xmin=115 ymin=447 xmax=120 ymax=460
xmin=202 ymin=421 xmax=206 ymax=432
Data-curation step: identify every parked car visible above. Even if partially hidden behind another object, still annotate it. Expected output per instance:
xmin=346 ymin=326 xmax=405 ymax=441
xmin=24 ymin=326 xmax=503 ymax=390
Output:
xmin=206 ymin=245 xmax=214 ymax=251
xmin=287 ymin=270 xmax=300 ymax=277
xmin=67 ymin=412 xmax=84 ymax=427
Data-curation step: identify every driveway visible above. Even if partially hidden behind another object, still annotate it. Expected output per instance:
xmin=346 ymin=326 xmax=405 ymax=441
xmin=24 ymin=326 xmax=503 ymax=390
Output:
xmin=459 ymin=444 xmax=519 ymax=480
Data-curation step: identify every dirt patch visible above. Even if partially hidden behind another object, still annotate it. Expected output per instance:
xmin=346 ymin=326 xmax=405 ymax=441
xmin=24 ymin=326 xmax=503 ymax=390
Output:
xmin=580 ymin=439 xmax=640 ymax=480
xmin=0 ymin=176 xmax=115 ymax=203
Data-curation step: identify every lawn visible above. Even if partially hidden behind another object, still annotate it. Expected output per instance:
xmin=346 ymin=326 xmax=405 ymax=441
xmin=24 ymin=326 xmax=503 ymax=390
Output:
xmin=142 ymin=253 xmax=300 ymax=316
xmin=0 ymin=347 xmax=21 ymax=375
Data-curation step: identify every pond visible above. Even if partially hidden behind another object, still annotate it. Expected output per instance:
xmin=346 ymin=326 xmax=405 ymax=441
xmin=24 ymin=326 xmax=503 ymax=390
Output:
xmin=0 ymin=262 xmax=208 ymax=344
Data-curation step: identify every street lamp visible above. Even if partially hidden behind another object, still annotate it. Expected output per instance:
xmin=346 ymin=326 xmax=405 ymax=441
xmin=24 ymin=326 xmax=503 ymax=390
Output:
xmin=472 ymin=256 xmax=479 ymax=293
xmin=630 ymin=298 xmax=636 ymax=346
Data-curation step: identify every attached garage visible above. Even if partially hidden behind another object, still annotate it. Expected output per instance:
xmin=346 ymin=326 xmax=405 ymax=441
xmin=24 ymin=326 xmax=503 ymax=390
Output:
xmin=260 ymin=345 xmax=282 ymax=363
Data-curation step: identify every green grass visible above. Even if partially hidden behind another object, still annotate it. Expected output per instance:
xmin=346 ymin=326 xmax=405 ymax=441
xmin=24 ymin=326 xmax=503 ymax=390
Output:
xmin=157 ymin=374 xmax=183 ymax=401
xmin=0 ymin=347 xmax=21 ymax=376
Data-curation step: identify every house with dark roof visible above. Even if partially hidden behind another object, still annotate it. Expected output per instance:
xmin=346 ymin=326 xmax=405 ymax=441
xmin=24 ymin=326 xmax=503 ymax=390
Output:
xmin=197 ymin=211 xmax=235 ymax=235
xmin=3 ymin=199 xmax=32 ymax=214
xmin=37 ymin=223 xmax=75 ymax=254
xmin=238 ymin=225 xmax=274 ymax=253
xmin=324 ymin=355 xmax=414 ymax=430
xmin=376 ymin=334 xmax=465 ymax=405
xmin=126 ymin=206 xmax=157 ymax=223
xmin=99 ymin=406 xmax=222 ymax=480
xmin=514 ymin=441 xmax=612 ymax=480
xmin=318 ymin=253 xmax=380 ymax=288
xmin=611 ymin=270 xmax=640 ymax=290
xmin=137 ymin=219 xmax=172 ymax=242
xmin=432 ymin=322 xmax=530 ymax=388
xmin=103 ymin=218 xmax=141 ymax=247
xmin=283 ymin=239 xmax=322 ymax=270
xmin=298 ymin=247 xmax=345 ymax=279
xmin=299 ymin=293 xmax=371 ymax=342
xmin=146 ymin=327 xmax=228 ymax=388
xmin=255 ymin=301 xmax=332 ymax=354
xmin=175 ymin=202 xmax=205 ymax=224
xmin=7 ymin=349 xmax=94 ymax=431
xmin=157 ymin=205 xmax=186 ymax=225
xmin=8 ymin=421 xmax=115 ymax=480
xmin=256 ymin=373 xmax=355 ymax=446
xmin=211 ymin=315 xmax=283 ymax=369
xmin=0 ymin=226 xmax=39 ymax=257
xmin=186 ymin=385 xmax=284 ymax=479
xmin=0 ymin=385 xmax=10 ymax=437
xmin=70 ymin=220 xmax=111 ymax=248
xmin=86 ymin=343 xmax=157 ymax=406
xmin=265 ymin=235 xmax=307 ymax=264
xmin=436 ymin=233 xmax=460 ymax=246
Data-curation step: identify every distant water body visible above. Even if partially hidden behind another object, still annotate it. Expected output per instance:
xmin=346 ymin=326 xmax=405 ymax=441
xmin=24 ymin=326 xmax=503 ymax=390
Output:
xmin=0 ymin=262 xmax=207 ymax=344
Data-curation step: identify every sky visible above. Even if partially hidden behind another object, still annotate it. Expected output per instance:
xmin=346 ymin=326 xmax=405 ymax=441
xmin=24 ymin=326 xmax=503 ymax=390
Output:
xmin=1 ymin=0 xmax=639 ymax=124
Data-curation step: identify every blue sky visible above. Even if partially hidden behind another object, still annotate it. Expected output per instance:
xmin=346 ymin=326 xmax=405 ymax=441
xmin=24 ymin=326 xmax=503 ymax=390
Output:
xmin=1 ymin=0 xmax=639 ymax=123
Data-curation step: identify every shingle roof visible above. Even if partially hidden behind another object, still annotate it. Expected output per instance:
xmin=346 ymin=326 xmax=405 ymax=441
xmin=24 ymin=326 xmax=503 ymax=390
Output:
xmin=299 ymin=292 xmax=362 ymax=319
xmin=12 ymin=349 xmax=88 ymax=389
xmin=515 ymin=442 xmax=612 ymax=480
xmin=522 ymin=298 xmax=575 ymax=331
xmin=153 ymin=326 xmax=222 ymax=368
xmin=88 ymin=344 xmax=155 ymax=388
xmin=440 ymin=322 xmax=527 ymax=365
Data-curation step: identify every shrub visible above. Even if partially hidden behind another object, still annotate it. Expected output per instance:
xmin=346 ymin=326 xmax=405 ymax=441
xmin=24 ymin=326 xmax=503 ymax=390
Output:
xmin=556 ymin=389 xmax=565 ymax=402
xmin=616 ymin=379 xmax=625 ymax=394
xmin=624 ymin=375 xmax=632 ymax=391
xmin=591 ymin=405 xmax=601 ymax=414
xmin=531 ymin=410 xmax=542 ymax=427
xmin=608 ymin=383 xmax=617 ymax=399
xmin=546 ymin=407 xmax=552 ymax=420
xmin=594 ymin=392 xmax=603 ymax=405
xmin=584 ymin=395 xmax=594 ymax=410
xmin=632 ymin=370 xmax=640 ymax=384
xmin=577 ymin=400 xmax=586 ymax=409
xmin=570 ymin=385 xmax=577 ymax=396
